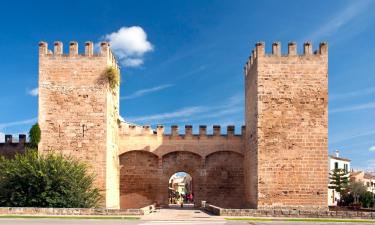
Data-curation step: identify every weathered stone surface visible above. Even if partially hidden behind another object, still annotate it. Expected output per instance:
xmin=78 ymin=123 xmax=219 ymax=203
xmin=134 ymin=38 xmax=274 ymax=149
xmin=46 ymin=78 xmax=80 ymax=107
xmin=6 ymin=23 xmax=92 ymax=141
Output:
xmin=37 ymin=41 xmax=328 ymax=209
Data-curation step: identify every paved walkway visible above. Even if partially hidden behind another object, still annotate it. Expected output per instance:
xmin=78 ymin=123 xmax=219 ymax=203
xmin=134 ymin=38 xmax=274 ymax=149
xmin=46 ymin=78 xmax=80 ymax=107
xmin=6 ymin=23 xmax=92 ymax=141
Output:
xmin=141 ymin=204 xmax=221 ymax=221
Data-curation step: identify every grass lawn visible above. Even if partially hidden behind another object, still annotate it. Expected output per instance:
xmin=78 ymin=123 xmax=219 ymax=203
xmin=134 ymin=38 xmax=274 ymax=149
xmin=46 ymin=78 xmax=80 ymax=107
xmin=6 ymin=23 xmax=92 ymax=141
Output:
xmin=225 ymin=217 xmax=375 ymax=223
xmin=0 ymin=215 xmax=140 ymax=220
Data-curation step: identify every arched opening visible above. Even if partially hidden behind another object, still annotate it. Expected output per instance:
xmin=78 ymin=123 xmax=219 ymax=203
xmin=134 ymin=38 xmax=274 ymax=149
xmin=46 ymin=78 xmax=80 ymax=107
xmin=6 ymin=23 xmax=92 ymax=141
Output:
xmin=168 ymin=172 xmax=194 ymax=208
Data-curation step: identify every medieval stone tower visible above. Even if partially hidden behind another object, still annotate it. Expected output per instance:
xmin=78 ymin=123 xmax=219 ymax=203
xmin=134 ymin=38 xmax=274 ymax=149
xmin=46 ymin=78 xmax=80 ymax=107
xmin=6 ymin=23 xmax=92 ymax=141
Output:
xmin=244 ymin=42 xmax=328 ymax=208
xmin=38 ymin=41 xmax=121 ymax=208
xmin=38 ymin=40 xmax=328 ymax=209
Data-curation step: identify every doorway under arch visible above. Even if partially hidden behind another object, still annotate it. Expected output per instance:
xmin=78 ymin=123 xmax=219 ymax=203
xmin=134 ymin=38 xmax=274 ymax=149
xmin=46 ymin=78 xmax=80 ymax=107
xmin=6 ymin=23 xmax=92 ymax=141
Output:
xmin=168 ymin=172 xmax=194 ymax=208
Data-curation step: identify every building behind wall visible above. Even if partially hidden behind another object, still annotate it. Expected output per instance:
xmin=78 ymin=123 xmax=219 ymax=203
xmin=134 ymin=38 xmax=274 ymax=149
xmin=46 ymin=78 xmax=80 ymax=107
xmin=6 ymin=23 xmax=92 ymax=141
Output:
xmin=328 ymin=150 xmax=351 ymax=206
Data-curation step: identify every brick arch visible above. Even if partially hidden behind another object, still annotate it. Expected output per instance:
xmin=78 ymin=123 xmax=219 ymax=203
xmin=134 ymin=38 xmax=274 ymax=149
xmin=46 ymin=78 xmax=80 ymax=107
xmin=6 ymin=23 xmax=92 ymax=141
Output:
xmin=119 ymin=150 xmax=160 ymax=208
xmin=205 ymin=150 xmax=245 ymax=208
xmin=161 ymin=151 xmax=204 ymax=207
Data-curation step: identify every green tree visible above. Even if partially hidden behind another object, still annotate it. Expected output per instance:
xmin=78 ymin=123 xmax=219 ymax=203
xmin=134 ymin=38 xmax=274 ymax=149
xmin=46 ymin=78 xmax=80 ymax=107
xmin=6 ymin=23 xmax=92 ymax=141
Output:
xmin=329 ymin=168 xmax=349 ymax=195
xmin=347 ymin=180 xmax=368 ymax=204
xmin=29 ymin=123 xmax=41 ymax=148
xmin=0 ymin=151 xmax=101 ymax=208
xmin=360 ymin=191 xmax=374 ymax=208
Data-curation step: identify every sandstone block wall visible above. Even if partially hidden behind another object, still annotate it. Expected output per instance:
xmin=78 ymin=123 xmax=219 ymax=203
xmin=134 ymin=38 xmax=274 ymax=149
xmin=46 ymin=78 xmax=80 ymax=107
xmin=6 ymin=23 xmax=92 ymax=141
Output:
xmin=244 ymin=42 xmax=328 ymax=208
xmin=118 ymin=124 xmax=246 ymax=208
xmin=0 ymin=134 xmax=27 ymax=158
xmin=38 ymin=41 xmax=120 ymax=208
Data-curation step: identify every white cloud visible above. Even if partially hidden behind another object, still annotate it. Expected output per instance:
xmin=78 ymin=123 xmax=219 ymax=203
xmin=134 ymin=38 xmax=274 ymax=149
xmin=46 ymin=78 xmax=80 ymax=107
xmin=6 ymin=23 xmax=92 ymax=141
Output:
xmin=370 ymin=146 xmax=375 ymax=152
xmin=331 ymin=86 xmax=375 ymax=101
xmin=28 ymin=87 xmax=38 ymax=96
xmin=0 ymin=117 xmax=37 ymax=130
xmin=104 ymin=26 xmax=153 ymax=67
xmin=0 ymin=132 xmax=4 ymax=142
xmin=330 ymin=102 xmax=375 ymax=114
xmin=125 ymin=94 xmax=244 ymax=124
xmin=127 ymin=106 xmax=208 ymax=123
xmin=121 ymin=84 xmax=173 ymax=100
xmin=302 ymin=0 xmax=373 ymax=42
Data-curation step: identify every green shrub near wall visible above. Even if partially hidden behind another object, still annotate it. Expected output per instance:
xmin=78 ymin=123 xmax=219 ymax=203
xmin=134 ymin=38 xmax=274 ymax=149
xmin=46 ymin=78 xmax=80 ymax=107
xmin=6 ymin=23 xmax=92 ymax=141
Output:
xmin=0 ymin=150 xmax=101 ymax=208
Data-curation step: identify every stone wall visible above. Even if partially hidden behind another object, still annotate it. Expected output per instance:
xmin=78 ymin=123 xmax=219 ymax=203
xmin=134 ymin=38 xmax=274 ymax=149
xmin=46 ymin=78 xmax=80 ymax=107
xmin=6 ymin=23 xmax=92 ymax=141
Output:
xmin=38 ymin=41 xmax=120 ymax=208
xmin=0 ymin=205 xmax=155 ymax=216
xmin=244 ymin=42 xmax=328 ymax=208
xmin=204 ymin=204 xmax=375 ymax=219
xmin=118 ymin=125 xmax=245 ymax=208
xmin=0 ymin=134 xmax=28 ymax=158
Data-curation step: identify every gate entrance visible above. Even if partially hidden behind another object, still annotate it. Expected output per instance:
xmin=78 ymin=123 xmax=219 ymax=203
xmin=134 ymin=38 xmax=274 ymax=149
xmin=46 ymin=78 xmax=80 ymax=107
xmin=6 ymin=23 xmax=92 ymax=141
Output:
xmin=119 ymin=150 xmax=245 ymax=209
xmin=168 ymin=172 xmax=194 ymax=208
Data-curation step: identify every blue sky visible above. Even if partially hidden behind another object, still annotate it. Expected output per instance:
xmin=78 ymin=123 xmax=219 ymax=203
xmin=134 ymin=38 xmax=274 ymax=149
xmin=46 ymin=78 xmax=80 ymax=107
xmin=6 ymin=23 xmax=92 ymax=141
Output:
xmin=0 ymin=0 xmax=374 ymax=170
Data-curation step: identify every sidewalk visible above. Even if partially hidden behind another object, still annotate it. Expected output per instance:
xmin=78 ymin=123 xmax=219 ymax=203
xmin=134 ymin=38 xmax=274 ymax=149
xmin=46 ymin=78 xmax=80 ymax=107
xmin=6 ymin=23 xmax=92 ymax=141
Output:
xmin=141 ymin=204 xmax=223 ymax=221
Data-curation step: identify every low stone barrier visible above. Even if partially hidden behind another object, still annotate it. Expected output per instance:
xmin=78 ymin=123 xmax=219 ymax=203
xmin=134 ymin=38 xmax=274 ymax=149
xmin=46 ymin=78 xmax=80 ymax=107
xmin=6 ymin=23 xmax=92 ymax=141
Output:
xmin=204 ymin=204 xmax=375 ymax=219
xmin=0 ymin=204 xmax=156 ymax=216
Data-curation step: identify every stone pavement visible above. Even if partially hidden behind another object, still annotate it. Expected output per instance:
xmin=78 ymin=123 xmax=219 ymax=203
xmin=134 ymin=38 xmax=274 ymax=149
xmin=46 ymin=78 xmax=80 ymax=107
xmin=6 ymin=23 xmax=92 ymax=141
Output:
xmin=141 ymin=204 xmax=222 ymax=221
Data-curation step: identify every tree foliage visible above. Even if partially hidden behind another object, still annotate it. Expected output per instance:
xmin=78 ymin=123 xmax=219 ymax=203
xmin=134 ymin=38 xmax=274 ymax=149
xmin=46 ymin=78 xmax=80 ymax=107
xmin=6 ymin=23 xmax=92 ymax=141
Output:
xmin=104 ymin=67 xmax=120 ymax=90
xmin=329 ymin=168 xmax=349 ymax=194
xmin=29 ymin=123 xmax=41 ymax=148
xmin=347 ymin=180 xmax=368 ymax=204
xmin=360 ymin=191 xmax=374 ymax=208
xmin=0 ymin=150 xmax=101 ymax=208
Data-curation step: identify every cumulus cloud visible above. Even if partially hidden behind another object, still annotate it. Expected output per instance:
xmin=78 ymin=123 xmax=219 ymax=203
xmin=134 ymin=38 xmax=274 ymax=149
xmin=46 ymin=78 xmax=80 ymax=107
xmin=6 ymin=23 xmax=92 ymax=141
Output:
xmin=28 ymin=87 xmax=38 ymax=96
xmin=369 ymin=146 xmax=375 ymax=152
xmin=104 ymin=26 xmax=153 ymax=67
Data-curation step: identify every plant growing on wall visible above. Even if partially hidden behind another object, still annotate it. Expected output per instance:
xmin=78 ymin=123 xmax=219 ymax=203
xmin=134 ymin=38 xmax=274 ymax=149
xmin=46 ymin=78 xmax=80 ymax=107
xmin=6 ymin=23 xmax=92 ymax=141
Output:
xmin=29 ymin=123 xmax=41 ymax=149
xmin=104 ymin=67 xmax=120 ymax=90
xmin=0 ymin=151 xmax=101 ymax=208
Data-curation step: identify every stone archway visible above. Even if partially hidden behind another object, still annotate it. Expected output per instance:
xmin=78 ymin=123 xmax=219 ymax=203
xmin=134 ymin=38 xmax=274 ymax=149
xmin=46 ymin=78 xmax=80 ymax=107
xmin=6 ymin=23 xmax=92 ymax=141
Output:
xmin=119 ymin=151 xmax=160 ymax=208
xmin=205 ymin=151 xmax=245 ymax=208
xmin=161 ymin=151 xmax=204 ymax=207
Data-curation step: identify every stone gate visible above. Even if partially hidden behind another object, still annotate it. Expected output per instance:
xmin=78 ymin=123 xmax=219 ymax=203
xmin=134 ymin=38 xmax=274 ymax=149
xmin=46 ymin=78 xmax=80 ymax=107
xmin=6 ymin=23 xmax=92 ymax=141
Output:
xmin=38 ymin=41 xmax=328 ymax=209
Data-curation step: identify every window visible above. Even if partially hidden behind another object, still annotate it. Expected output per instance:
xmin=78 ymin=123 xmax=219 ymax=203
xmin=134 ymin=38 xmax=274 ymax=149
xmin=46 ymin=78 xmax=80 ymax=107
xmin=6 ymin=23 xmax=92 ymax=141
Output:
xmin=344 ymin=164 xmax=348 ymax=173
xmin=334 ymin=162 xmax=338 ymax=169
xmin=367 ymin=182 xmax=370 ymax=187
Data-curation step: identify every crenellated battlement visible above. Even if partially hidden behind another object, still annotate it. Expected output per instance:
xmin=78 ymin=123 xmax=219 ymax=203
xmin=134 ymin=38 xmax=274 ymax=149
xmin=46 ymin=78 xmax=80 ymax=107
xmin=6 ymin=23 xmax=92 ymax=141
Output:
xmin=39 ymin=41 xmax=119 ymax=70
xmin=0 ymin=134 xmax=27 ymax=144
xmin=244 ymin=41 xmax=328 ymax=76
xmin=119 ymin=124 xmax=246 ymax=137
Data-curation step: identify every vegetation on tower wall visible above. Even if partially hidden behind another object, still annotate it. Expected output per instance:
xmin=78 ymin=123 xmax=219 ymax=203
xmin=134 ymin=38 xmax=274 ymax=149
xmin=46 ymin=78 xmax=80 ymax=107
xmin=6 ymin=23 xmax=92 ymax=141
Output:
xmin=29 ymin=123 xmax=41 ymax=149
xmin=104 ymin=67 xmax=120 ymax=90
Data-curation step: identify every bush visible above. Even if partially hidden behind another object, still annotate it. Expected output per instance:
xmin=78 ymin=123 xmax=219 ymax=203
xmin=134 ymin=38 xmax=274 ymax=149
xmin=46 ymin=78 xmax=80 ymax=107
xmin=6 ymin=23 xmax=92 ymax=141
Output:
xmin=360 ymin=191 xmax=374 ymax=208
xmin=104 ymin=67 xmax=120 ymax=90
xmin=29 ymin=123 xmax=41 ymax=149
xmin=0 ymin=150 xmax=101 ymax=208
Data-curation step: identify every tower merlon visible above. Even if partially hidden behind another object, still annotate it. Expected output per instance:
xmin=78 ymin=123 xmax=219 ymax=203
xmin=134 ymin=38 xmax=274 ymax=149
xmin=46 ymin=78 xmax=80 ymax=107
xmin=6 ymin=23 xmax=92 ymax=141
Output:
xmin=171 ymin=125 xmax=179 ymax=136
xmin=54 ymin=41 xmax=63 ymax=55
xmin=19 ymin=134 xmax=26 ymax=144
xmin=185 ymin=125 xmax=193 ymax=136
xmin=241 ymin=125 xmax=246 ymax=136
xmin=213 ymin=125 xmax=221 ymax=136
xmin=199 ymin=125 xmax=207 ymax=136
xmin=255 ymin=41 xmax=265 ymax=57
xmin=5 ymin=134 xmax=12 ymax=144
xmin=244 ymin=41 xmax=329 ymax=76
xmin=303 ymin=41 xmax=312 ymax=55
xmin=227 ymin=125 xmax=235 ymax=136
xmin=157 ymin=125 xmax=164 ymax=135
xmin=288 ymin=42 xmax=297 ymax=56
xmin=69 ymin=41 xmax=79 ymax=55
xmin=85 ymin=41 xmax=94 ymax=56
xmin=272 ymin=42 xmax=281 ymax=56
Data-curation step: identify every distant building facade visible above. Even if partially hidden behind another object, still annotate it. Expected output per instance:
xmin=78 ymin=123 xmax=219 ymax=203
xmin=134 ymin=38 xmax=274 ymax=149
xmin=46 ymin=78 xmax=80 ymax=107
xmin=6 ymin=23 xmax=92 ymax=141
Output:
xmin=351 ymin=171 xmax=375 ymax=194
xmin=328 ymin=150 xmax=351 ymax=206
